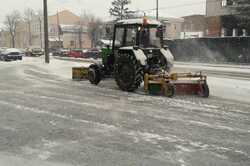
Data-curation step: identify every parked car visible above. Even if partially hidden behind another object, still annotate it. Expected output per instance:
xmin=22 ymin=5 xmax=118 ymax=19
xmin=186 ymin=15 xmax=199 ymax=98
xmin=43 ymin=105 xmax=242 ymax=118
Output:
xmin=0 ymin=48 xmax=23 ymax=61
xmin=84 ymin=48 xmax=101 ymax=59
xmin=50 ymin=48 xmax=70 ymax=57
xmin=26 ymin=47 xmax=44 ymax=57
xmin=68 ymin=49 xmax=84 ymax=58
xmin=49 ymin=48 xmax=58 ymax=56
xmin=58 ymin=48 xmax=70 ymax=57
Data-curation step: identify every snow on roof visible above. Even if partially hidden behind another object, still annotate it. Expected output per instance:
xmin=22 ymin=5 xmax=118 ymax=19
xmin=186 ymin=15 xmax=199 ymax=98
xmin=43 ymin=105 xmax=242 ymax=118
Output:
xmin=146 ymin=15 xmax=184 ymax=23
xmin=60 ymin=24 xmax=88 ymax=33
xmin=98 ymin=39 xmax=120 ymax=46
xmin=99 ymin=39 xmax=113 ymax=45
xmin=117 ymin=19 xmax=161 ymax=26
xmin=162 ymin=17 xmax=184 ymax=23
xmin=3 ymin=48 xmax=21 ymax=54
xmin=49 ymin=37 xmax=63 ymax=42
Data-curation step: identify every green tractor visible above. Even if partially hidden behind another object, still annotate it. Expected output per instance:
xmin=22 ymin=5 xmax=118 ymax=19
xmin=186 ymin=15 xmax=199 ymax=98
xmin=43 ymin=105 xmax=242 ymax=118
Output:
xmin=88 ymin=18 xmax=174 ymax=92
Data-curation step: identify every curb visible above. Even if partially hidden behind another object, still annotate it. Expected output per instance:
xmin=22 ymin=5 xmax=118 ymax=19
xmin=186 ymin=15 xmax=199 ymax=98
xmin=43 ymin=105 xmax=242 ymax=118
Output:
xmin=54 ymin=56 xmax=101 ymax=64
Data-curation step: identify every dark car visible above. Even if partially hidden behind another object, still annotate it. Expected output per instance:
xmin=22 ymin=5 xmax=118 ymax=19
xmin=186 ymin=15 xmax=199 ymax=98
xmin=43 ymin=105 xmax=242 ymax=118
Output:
xmin=59 ymin=48 xmax=70 ymax=57
xmin=0 ymin=48 xmax=23 ymax=61
xmin=51 ymin=48 xmax=69 ymax=57
xmin=26 ymin=47 xmax=44 ymax=57
xmin=84 ymin=48 xmax=100 ymax=59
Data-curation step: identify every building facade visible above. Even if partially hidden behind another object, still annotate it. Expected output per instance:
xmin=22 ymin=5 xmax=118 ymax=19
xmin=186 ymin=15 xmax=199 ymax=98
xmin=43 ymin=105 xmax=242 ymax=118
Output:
xmin=206 ymin=0 xmax=249 ymax=37
xmin=162 ymin=17 xmax=184 ymax=40
xmin=181 ymin=15 xmax=207 ymax=39
xmin=1 ymin=10 xmax=92 ymax=49
xmin=145 ymin=16 xmax=184 ymax=40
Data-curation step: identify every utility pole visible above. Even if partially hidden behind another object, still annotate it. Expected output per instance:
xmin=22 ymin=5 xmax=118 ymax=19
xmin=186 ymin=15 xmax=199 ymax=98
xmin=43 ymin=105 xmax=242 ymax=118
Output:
xmin=156 ymin=0 xmax=159 ymax=20
xmin=43 ymin=0 xmax=49 ymax=63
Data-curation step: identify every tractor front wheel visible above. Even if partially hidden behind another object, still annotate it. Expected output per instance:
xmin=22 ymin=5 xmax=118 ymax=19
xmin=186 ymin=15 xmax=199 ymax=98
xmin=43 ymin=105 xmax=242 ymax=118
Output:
xmin=115 ymin=52 xmax=143 ymax=92
xmin=200 ymin=83 xmax=209 ymax=98
xmin=88 ymin=64 xmax=102 ymax=85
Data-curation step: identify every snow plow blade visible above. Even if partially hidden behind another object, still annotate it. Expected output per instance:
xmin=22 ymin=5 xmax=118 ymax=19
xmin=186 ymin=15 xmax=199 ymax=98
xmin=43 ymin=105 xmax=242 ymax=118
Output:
xmin=144 ymin=72 xmax=209 ymax=98
xmin=72 ymin=67 xmax=89 ymax=81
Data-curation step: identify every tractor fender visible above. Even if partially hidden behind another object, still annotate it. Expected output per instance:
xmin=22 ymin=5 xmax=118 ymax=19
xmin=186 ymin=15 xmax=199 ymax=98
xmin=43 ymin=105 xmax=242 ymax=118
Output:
xmin=119 ymin=47 xmax=147 ymax=66
xmin=160 ymin=48 xmax=174 ymax=69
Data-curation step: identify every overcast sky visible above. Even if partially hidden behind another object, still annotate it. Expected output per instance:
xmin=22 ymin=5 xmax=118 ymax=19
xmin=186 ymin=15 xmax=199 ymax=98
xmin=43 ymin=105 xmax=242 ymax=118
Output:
xmin=0 ymin=0 xmax=206 ymax=24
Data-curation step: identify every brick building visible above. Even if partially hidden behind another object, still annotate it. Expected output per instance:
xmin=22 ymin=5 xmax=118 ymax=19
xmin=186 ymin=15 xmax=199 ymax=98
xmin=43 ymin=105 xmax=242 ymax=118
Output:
xmin=206 ymin=0 xmax=249 ymax=37
xmin=146 ymin=16 xmax=184 ymax=39
xmin=181 ymin=15 xmax=207 ymax=39
xmin=1 ymin=10 xmax=92 ymax=49
xmin=162 ymin=17 xmax=184 ymax=40
xmin=47 ymin=10 xmax=91 ymax=49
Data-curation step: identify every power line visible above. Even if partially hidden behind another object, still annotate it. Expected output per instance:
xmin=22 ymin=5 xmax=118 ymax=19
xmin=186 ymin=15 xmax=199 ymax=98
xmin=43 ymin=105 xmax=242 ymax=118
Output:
xmin=139 ymin=0 xmax=219 ymax=12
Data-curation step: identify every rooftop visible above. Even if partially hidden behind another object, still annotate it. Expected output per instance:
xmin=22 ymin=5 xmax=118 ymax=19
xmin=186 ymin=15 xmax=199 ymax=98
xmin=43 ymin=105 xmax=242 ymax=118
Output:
xmin=117 ymin=18 xmax=161 ymax=26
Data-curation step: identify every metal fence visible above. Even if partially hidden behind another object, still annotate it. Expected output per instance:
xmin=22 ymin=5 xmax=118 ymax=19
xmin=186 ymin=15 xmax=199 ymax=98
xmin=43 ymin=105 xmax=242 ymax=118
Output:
xmin=166 ymin=37 xmax=250 ymax=64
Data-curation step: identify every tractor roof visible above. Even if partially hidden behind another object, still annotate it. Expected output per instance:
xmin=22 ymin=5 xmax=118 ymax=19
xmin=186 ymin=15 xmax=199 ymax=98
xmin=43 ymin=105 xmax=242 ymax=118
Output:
xmin=116 ymin=18 xmax=161 ymax=26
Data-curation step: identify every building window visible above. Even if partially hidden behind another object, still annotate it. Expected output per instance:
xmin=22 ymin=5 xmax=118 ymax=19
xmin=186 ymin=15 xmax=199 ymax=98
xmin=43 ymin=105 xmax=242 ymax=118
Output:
xmin=70 ymin=41 xmax=75 ymax=46
xmin=222 ymin=0 xmax=235 ymax=7
xmin=206 ymin=29 xmax=209 ymax=36
xmin=221 ymin=28 xmax=226 ymax=37
xmin=233 ymin=28 xmax=238 ymax=37
xmin=222 ymin=0 xmax=227 ymax=7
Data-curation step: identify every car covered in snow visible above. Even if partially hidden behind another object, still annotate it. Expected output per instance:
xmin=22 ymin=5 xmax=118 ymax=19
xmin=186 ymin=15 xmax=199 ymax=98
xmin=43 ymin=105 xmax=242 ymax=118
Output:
xmin=0 ymin=48 xmax=23 ymax=61
xmin=26 ymin=47 xmax=44 ymax=57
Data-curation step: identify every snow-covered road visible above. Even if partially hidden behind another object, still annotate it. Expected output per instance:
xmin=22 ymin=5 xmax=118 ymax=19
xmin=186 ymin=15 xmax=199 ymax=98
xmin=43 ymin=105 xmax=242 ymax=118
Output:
xmin=0 ymin=57 xmax=250 ymax=166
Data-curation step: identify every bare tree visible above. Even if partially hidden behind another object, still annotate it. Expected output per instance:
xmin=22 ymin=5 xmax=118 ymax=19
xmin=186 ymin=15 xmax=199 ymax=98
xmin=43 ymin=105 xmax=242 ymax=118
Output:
xmin=78 ymin=12 xmax=86 ymax=49
xmin=80 ymin=12 xmax=103 ymax=48
xmin=24 ymin=8 xmax=35 ymax=47
xmin=88 ymin=15 xmax=103 ymax=48
xmin=4 ymin=10 xmax=21 ymax=48
xmin=37 ymin=10 xmax=43 ymax=48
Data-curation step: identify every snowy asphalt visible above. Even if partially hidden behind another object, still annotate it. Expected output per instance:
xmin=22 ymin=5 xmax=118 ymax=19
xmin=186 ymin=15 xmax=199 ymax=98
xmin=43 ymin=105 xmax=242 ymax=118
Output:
xmin=0 ymin=57 xmax=250 ymax=166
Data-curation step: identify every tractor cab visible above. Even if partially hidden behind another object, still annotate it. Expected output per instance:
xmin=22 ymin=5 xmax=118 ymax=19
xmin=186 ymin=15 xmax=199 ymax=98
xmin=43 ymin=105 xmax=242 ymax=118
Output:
xmin=112 ymin=18 xmax=163 ymax=49
xmin=106 ymin=18 xmax=174 ymax=74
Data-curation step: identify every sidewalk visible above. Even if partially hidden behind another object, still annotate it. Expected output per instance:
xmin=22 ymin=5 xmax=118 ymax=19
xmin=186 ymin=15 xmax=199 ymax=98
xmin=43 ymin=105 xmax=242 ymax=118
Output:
xmin=53 ymin=56 xmax=101 ymax=64
xmin=174 ymin=61 xmax=250 ymax=80
xmin=176 ymin=61 xmax=250 ymax=70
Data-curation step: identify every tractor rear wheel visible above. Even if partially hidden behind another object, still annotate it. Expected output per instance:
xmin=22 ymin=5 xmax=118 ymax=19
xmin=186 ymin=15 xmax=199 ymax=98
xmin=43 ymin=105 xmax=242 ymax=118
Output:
xmin=114 ymin=52 xmax=143 ymax=92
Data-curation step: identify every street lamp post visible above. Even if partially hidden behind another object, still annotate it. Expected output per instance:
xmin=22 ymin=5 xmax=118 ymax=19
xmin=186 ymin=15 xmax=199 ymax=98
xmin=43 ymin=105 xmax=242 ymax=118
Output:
xmin=43 ymin=0 xmax=49 ymax=63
